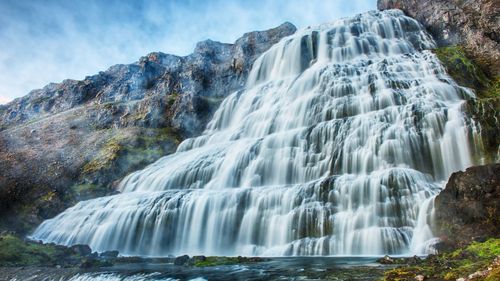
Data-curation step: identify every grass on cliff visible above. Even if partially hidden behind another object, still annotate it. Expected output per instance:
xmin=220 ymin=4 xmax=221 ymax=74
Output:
xmin=82 ymin=127 xmax=182 ymax=175
xmin=383 ymin=238 xmax=500 ymax=281
xmin=192 ymin=256 xmax=265 ymax=267
xmin=0 ymin=234 xmax=113 ymax=268
xmin=0 ymin=234 xmax=65 ymax=266
xmin=433 ymin=45 xmax=499 ymax=99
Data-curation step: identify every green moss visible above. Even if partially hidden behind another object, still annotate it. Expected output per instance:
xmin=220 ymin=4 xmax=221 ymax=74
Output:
xmin=82 ymin=138 xmax=123 ymax=174
xmin=466 ymin=238 xmax=500 ymax=258
xmin=383 ymin=238 xmax=500 ymax=281
xmin=0 ymin=234 xmax=60 ymax=266
xmin=193 ymin=256 xmax=265 ymax=267
xmin=39 ymin=191 xmax=57 ymax=202
xmin=433 ymin=45 xmax=499 ymax=99
xmin=0 ymin=234 xmax=115 ymax=268
xmin=82 ymin=127 xmax=182 ymax=176
xmin=194 ymin=257 xmax=235 ymax=267
xmin=167 ymin=92 xmax=179 ymax=106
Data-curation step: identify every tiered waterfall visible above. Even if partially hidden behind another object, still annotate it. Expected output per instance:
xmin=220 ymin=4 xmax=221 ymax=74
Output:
xmin=32 ymin=10 xmax=473 ymax=256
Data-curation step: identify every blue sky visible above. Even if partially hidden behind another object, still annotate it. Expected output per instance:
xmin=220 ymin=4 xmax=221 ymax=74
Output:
xmin=0 ymin=0 xmax=376 ymax=104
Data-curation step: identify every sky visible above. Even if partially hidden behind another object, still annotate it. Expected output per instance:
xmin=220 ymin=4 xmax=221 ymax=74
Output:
xmin=0 ymin=0 xmax=376 ymax=104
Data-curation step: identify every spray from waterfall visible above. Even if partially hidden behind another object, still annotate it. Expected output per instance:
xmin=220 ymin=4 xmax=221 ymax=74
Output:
xmin=32 ymin=9 xmax=473 ymax=256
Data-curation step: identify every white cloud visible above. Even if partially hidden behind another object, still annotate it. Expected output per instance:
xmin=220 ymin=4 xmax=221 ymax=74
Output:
xmin=0 ymin=95 xmax=11 ymax=104
xmin=0 ymin=0 xmax=376 ymax=104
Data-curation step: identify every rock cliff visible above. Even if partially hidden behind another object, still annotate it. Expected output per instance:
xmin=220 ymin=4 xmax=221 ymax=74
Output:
xmin=434 ymin=164 xmax=500 ymax=247
xmin=0 ymin=22 xmax=296 ymax=233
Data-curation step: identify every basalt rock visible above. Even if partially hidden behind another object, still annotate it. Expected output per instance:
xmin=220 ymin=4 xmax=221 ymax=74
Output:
xmin=70 ymin=245 xmax=92 ymax=257
xmin=434 ymin=164 xmax=500 ymax=247
xmin=99 ymin=250 xmax=119 ymax=258
xmin=173 ymin=255 xmax=190 ymax=266
xmin=0 ymin=22 xmax=296 ymax=234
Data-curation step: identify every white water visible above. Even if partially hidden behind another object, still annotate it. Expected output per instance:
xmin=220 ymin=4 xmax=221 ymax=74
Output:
xmin=32 ymin=10 xmax=473 ymax=257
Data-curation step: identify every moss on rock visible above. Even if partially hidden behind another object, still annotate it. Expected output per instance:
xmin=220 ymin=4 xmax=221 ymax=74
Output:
xmin=82 ymin=138 xmax=123 ymax=174
xmin=382 ymin=238 xmax=500 ymax=281
xmin=82 ymin=127 xmax=182 ymax=177
xmin=433 ymin=45 xmax=499 ymax=99
xmin=192 ymin=256 xmax=266 ymax=267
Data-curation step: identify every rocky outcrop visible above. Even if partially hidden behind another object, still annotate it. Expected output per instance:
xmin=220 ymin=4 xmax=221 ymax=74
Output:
xmin=434 ymin=164 xmax=500 ymax=247
xmin=0 ymin=22 xmax=296 ymax=233
xmin=377 ymin=0 xmax=499 ymax=77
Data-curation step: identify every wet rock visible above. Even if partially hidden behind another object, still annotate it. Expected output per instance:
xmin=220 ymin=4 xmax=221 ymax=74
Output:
xmin=377 ymin=255 xmax=395 ymax=264
xmin=407 ymin=256 xmax=422 ymax=265
xmin=465 ymin=98 xmax=500 ymax=162
xmin=78 ymin=258 xmax=111 ymax=268
xmin=434 ymin=164 xmax=500 ymax=247
xmin=241 ymin=256 xmax=266 ymax=263
xmin=174 ymin=255 xmax=190 ymax=266
xmin=70 ymin=244 xmax=92 ymax=256
xmin=100 ymin=250 xmax=119 ymax=258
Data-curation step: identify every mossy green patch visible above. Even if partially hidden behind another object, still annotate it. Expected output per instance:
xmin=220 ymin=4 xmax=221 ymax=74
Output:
xmin=193 ymin=256 xmax=266 ymax=267
xmin=0 ymin=234 xmax=113 ymax=267
xmin=382 ymin=238 xmax=500 ymax=281
xmin=466 ymin=97 xmax=500 ymax=163
xmin=433 ymin=45 xmax=499 ymax=99
xmin=193 ymin=257 xmax=240 ymax=267
xmin=82 ymin=137 xmax=122 ymax=174
xmin=0 ymin=234 xmax=61 ymax=266
xmin=465 ymin=238 xmax=500 ymax=258
xmin=81 ymin=127 xmax=182 ymax=180
xmin=167 ymin=92 xmax=180 ymax=106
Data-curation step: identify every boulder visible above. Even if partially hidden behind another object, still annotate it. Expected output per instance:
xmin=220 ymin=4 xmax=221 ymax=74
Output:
xmin=99 ymin=250 xmax=119 ymax=258
xmin=173 ymin=255 xmax=190 ymax=266
xmin=70 ymin=244 xmax=92 ymax=256
xmin=377 ymin=255 xmax=395 ymax=264
xmin=434 ymin=164 xmax=500 ymax=247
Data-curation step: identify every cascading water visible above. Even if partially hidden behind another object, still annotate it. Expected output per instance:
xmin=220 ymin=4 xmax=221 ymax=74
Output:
xmin=32 ymin=10 xmax=474 ymax=257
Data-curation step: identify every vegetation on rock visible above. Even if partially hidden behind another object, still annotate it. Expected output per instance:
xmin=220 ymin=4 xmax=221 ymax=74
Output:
xmin=383 ymin=238 xmax=500 ymax=281
xmin=192 ymin=256 xmax=266 ymax=267
xmin=0 ymin=233 xmax=109 ymax=268
xmin=433 ymin=45 xmax=499 ymax=99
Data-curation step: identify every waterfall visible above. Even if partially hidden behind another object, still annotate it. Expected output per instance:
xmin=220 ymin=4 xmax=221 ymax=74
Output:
xmin=31 ymin=10 xmax=473 ymax=256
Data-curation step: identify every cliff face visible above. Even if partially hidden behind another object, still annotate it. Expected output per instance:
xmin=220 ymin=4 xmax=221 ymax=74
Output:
xmin=377 ymin=0 xmax=499 ymax=77
xmin=0 ymin=23 xmax=296 ymax=233
xmin=434 ymin=164 xmax=500 ymax=247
